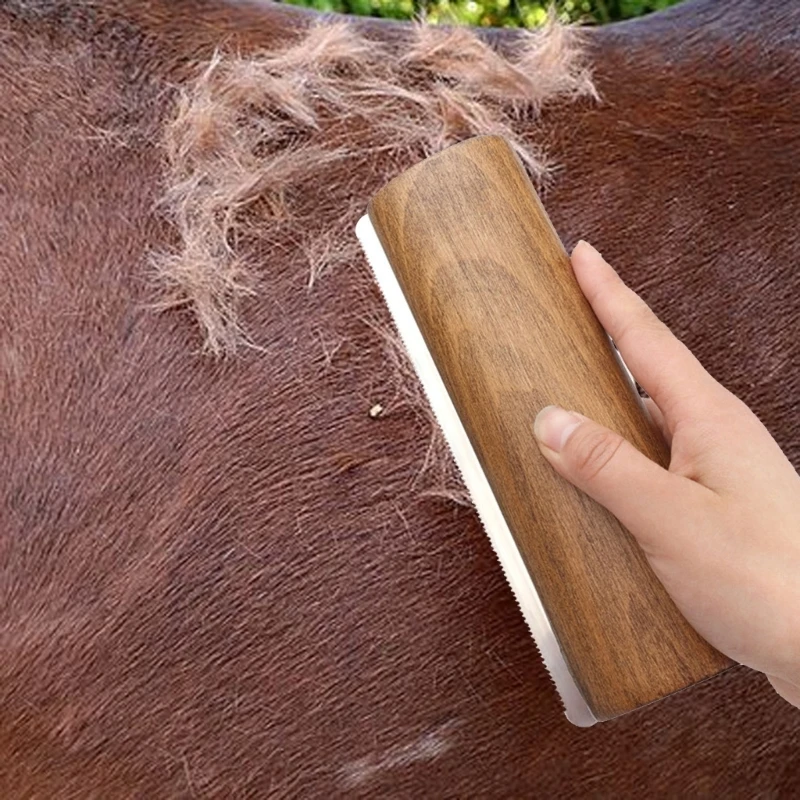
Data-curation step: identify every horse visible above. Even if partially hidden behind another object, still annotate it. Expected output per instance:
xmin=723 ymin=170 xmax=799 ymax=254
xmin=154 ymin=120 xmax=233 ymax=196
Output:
xmin=2 ymin=0 xmax=798 ymax=795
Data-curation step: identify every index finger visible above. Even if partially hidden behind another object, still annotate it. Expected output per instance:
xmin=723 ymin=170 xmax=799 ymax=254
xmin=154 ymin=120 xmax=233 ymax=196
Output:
xmin=570 ymin=240 xmax=727 ymax=426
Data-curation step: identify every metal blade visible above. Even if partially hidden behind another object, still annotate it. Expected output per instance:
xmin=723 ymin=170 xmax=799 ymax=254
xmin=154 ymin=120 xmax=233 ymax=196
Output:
xmin=356 ymin=214 xmax=597 ymax=727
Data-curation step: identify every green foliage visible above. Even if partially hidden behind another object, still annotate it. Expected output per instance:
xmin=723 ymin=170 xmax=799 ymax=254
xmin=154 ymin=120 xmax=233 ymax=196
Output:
xmin=278 ymin=0 xmax=685 ymax=27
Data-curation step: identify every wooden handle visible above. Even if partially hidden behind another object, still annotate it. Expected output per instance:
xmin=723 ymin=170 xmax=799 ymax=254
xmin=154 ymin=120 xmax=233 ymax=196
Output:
xmin=367 ymin=135 xmax=731 ymax=720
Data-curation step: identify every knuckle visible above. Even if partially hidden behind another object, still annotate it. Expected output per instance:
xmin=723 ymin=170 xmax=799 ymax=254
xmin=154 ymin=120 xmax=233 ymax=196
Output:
xmin=613 ymin=301 xmax=667 ymax=350
xmin=569 ymin=427 xmax=625 ymax=482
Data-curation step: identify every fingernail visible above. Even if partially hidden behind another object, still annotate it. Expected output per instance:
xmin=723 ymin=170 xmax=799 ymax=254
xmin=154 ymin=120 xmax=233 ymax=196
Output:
xmin=572 ymin=239 xmax=601 ymax=258
xmin=534 ymin=405 xmax=583 ymax=452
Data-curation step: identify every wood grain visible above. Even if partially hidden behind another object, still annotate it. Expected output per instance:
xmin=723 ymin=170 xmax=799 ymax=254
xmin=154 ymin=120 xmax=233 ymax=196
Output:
xmin=367 ymin=134 xmax=732 ymax=720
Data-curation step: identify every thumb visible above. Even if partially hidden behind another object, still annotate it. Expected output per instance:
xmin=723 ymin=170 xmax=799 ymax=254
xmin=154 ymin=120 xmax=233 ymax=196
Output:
xmin=533 ymin=404 xmax=703 ymax=551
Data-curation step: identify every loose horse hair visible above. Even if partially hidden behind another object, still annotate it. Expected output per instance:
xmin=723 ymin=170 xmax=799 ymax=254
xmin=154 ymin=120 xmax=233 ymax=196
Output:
xmin=153 ymin=16 xmax=596 ymax=357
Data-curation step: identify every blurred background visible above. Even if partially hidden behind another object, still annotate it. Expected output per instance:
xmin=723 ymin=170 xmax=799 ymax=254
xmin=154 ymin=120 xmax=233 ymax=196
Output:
xmin=277 ymin=0 xmax=685 ymax=28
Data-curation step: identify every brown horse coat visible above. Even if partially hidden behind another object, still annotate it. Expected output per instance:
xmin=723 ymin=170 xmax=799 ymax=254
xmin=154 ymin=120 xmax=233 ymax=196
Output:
xmin=1 ymin=0 xmax=799 ymax=796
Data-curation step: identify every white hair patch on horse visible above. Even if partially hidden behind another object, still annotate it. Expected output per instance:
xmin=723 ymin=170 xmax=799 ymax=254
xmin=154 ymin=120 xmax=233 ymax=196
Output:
xmin=338 ymin=719 xmax=463 ymax=788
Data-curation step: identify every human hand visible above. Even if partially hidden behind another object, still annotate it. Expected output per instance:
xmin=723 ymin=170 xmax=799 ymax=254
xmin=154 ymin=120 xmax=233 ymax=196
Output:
xmin=533 ymin=241 xmax=800 ymax=708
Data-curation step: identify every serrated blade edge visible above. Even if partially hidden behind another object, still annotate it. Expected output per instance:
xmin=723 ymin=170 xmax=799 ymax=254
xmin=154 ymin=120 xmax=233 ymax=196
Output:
xmin=356 ymin=214 xmax=596 ymax=727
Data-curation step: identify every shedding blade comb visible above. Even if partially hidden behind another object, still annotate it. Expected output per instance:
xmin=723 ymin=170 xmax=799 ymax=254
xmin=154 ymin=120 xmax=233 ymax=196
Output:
xmin=355 ymin=135 xmax=731 ymax=725
xmin=356 ymin=210 xmax=596 ymax=726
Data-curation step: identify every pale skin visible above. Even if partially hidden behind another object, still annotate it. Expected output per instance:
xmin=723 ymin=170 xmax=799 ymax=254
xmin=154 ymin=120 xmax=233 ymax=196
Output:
xmin=533 ymin=240 xmax=800 ymax=709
